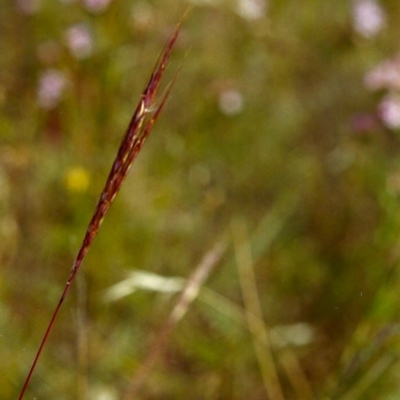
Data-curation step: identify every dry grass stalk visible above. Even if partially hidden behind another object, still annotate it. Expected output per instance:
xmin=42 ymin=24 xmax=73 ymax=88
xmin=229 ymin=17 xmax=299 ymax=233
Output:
xmin=232 ymin=218 xmax=285 ymax=400
xmin=122 ymin=237 xmax=228 ymax=399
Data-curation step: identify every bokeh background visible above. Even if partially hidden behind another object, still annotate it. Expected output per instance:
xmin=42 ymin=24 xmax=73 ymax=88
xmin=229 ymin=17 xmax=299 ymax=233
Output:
xmin=2 ymin=0 xmax=400 ymax=398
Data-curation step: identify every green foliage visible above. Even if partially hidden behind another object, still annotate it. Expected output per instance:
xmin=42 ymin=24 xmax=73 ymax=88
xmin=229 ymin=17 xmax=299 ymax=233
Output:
xmin=2 ymin=0 xmax=400 ymax=399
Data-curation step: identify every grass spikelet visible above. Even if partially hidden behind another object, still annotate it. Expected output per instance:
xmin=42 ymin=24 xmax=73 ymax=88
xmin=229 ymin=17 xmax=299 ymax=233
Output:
xmin=18 ymin=19 xmax=183 ymax=400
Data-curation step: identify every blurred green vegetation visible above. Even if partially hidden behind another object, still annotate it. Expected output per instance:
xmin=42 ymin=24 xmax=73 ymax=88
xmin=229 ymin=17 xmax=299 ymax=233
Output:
xmin=2 ymin=0 xmax=400 ymax=399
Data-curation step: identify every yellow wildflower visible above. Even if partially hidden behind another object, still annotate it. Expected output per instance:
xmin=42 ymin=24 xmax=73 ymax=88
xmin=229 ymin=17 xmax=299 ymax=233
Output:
xmin=65 ymin=166 xmax=90 ymax=193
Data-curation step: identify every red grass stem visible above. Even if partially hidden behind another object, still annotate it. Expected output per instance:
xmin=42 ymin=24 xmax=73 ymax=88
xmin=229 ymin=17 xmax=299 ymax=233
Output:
xmin=18 ymin=20 xmax=183 ymax=400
